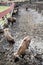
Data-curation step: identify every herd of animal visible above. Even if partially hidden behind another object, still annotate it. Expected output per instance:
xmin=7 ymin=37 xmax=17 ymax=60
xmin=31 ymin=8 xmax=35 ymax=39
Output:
xmin=0 ymin=3 xmax=31 ymax=62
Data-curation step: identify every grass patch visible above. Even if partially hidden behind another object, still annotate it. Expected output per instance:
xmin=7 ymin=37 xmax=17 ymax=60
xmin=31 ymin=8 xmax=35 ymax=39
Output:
xmin=0 ymin=6 xmax=9 ymax=12
xmin=0 ymin=6 xmax=11 ymax=26
xmin=7 ymin=13 xmax=11 ymax=18
xmin=0 ymin=19 xmax=6 ymax=26
xmin=0 ymin=13 xmax=11 ymax=26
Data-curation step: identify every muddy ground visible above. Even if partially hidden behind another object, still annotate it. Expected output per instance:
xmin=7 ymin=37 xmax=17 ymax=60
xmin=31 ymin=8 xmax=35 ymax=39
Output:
xmin=0 ymin=4 xmax=43 ymax=65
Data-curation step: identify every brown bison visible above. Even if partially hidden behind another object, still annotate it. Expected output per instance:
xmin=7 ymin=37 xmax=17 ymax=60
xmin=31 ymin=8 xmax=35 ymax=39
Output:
xmin=12 ymin=9 xmax=19 ymax=16
xmin=26 ymin=6 xmax=28 ymax=11
xmin=3 ymin=23 xmax=8 ymax=29
xmin=7 ymin=17 xmax=16 ymax=25
xmin=4 ymin=28 xmax=15 ymax=44
xmin=14 ymin=36 xmax=31 ymax=62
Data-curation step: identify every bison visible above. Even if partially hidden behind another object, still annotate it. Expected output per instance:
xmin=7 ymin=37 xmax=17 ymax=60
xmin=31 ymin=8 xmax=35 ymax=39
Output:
xmin=14 ymin=36 xmax=31 ymax=62
xmin=4 ymin=28 xmax=15 ymax=44
xmin=12 ymin=9 xmax=19 ymax=16
xmin=26 ymin=6 xmax=28 ymax=11
xmin=7 ymin=17 xmax=16 ymax=25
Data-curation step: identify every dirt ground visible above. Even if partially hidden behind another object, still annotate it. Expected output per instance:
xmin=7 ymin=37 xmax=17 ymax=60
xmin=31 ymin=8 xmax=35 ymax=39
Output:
xmin=0 ymin=4 xmax=43 ymax=65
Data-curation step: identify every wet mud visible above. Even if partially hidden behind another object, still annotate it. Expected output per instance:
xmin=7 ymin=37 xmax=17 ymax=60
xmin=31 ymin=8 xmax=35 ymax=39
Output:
xmin=0 ymin=4 xmax=43 ymax=65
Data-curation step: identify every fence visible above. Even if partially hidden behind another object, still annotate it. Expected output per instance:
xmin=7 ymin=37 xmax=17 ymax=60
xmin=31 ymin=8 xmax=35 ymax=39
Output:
xmin=0 ymin=2 xmax=15 ymax=18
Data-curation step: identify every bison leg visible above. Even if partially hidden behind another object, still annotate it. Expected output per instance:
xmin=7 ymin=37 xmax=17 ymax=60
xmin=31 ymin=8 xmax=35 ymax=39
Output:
xmin=12 ymin=22 xmax=13 ymax=25
xmin=14 ymin=57 xmax=19 ymax=62
xmin=8 ymin=21 xmax=10 ymax=25
xmin=20 ymin=53 xmax=26 ymax=58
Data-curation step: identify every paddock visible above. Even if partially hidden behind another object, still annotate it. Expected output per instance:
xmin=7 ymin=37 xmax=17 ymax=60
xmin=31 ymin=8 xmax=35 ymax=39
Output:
xmin=0 ymin=1 xmax=43 ymax=65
